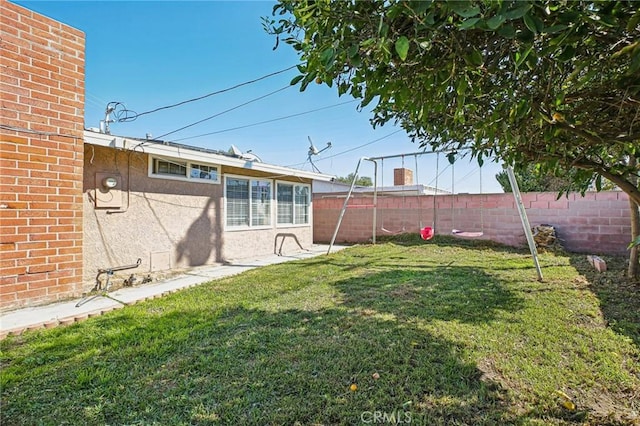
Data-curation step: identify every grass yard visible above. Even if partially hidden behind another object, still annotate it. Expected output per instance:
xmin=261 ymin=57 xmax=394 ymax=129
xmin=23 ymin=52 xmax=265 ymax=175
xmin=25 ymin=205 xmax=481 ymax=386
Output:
xmin=1 ymin=236 xmax=639 ymax=425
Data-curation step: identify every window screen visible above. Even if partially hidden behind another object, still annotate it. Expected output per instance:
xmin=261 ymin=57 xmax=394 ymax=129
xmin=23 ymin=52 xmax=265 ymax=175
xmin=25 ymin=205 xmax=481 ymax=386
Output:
xmin=191 ymin=163 xmax=218 ymax=182
xmin=226 ymin=178 xmax=249 ymax=227
xmin=251 ymin=180 xmax=271 ymax=226
xmin=294 ymin=185 xmax=310 ymax=224
xmin=277 ymin=184 xmax=294 ymax=224
xmin=153 ymin=159 xmax=187 ymax=177
xmin=277 ymin=183 xmax=309 ymax=225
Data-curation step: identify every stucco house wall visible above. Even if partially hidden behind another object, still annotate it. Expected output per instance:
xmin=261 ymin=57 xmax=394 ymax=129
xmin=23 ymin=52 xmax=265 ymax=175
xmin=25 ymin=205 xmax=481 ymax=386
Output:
xmin=83 ymin=142 xmax=316 ymax=289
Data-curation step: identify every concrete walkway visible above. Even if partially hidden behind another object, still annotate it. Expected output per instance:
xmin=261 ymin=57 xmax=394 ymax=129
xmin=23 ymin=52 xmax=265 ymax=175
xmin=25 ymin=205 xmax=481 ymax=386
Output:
xmin=0 ymin=244 xmax=346 ymax=339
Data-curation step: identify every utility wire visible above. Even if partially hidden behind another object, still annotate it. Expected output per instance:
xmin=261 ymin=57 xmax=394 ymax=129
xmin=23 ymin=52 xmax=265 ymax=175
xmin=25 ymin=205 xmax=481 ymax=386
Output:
xmin=285 ymin=129 xmax=404 ymax=168
xmin=85 ymin=92 xmax=110 ymax=110
xmin=155 ymin=85 xmax=291 ymax=140
xmin=126 ymin=64 xmax=299 ymax=121
xmin=0 ymin=124 xmax=80 ymax=139
xmin=173 ymin=100 xmax=358 ymax=142
xmin=427 ymin=163 xmax=452 ymax=188
xmin=314 ymin=129 xmax=404 ymax=162
xmin=455 ymin=166 xmax=480 ymax=187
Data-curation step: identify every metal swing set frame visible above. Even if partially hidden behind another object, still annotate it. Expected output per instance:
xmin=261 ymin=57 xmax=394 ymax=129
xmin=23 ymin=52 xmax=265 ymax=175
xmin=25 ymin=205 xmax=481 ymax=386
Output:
xmin=326 ymin=150 xmax=543 ymax=281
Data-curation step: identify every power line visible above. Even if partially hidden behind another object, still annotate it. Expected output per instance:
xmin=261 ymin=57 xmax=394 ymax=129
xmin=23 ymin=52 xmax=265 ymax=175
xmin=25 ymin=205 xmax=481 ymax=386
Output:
xmin=124 ymin=64 xmax=299 ymax=121
xmin=173 ymin=100 xmax=358 ymax=142
xmin=427 ymin=163 xmax=452 ymax=188
xmin=455 ymin=166 xmax=480 ymax=187
xmin=315 ymin=129 xmax=404 ymax=162
xmin=155 ymin=85 xmax=292 ymax=140
xmin=0 ymin=124 xmax=80 ymax=139
xmin=285 ymin=129 xmax=405 ymax=168
xmin=85 ymin=92 xmax=110 ymax=110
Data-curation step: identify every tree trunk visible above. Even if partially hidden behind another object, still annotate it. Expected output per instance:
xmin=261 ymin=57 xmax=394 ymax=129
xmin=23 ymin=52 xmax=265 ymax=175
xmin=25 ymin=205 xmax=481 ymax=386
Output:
xmin=629 ymin=156 xmax=639 ymax=279
xmin=629 ymin=201 xmax=639 ymax=278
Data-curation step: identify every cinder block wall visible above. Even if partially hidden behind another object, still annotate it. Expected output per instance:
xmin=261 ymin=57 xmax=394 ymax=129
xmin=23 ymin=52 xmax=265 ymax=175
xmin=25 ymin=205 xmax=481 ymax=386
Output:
xmin=0 ymin=0 xmax=85 ymax=311
xmin=314 ymin=191 xmax=632 ymax=255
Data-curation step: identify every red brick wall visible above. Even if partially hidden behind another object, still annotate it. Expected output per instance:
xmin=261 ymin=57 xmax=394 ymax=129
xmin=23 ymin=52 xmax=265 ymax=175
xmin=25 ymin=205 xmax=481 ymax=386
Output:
xmin=0 ymin=0 xmax=85 ymax=311
xmin=314 ymin=191 xmax=633 ymax=255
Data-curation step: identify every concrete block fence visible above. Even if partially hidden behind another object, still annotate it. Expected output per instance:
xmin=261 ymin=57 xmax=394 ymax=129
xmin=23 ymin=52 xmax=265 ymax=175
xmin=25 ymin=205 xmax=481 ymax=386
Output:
xmin=313 ymin=191 xmax=633 ymax=255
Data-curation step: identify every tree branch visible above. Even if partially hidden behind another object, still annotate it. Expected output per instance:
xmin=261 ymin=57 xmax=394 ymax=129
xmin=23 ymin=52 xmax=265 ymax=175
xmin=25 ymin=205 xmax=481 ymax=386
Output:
xmin=573 ymin=161 xmax=640 ymax=206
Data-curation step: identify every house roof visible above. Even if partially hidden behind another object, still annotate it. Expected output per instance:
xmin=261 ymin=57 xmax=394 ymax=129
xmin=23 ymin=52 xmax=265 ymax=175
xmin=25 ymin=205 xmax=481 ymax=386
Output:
xmin=83 ymin=130 xmax=335 ymax=182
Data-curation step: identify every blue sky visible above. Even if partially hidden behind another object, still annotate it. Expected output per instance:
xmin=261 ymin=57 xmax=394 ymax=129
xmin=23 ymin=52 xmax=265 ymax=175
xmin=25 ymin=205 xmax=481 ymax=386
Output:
xmin=16 ymin=0 xmax=504 ymax=193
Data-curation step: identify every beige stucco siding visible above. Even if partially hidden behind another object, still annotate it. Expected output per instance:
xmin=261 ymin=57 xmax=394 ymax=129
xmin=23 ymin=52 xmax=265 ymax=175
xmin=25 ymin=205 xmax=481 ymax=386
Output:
xmin=82 ymin=144 xmax=314 ymax=289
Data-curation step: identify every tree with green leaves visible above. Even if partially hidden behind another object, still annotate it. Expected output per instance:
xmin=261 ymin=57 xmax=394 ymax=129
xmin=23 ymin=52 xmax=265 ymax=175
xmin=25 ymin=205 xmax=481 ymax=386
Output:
xmin=495 ymin=164 xmax=617 ymax=193
xmin=335 ymin=173 xmax=373 ymax=186
xmin=266 ymin=0 xmax=640 ymax=276
xmin=495 ymin=164 xmax=576 ymax=193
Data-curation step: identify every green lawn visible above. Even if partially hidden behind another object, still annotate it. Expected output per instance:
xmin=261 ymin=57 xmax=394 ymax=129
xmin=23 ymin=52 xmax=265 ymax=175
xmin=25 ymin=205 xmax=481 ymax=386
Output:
xmin=1 ymin=236 xmax=639 ymax=425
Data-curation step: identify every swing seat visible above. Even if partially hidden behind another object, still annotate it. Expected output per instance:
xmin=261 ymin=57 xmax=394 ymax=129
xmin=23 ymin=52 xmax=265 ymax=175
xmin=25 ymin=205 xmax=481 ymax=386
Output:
xmin=451 ymin=229 xmax=484 ymax=238
xmin=381 ymin=226 xmax=407 ymax=235
xmin=420 ymin=226 xmax=434 ymax=240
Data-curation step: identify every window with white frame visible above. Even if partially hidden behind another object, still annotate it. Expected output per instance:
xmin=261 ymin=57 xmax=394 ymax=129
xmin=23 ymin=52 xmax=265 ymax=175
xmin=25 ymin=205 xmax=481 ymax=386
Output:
xmin=277 ymin=182 xmax=310 ymax=225
xmin=150 ymin=157 xmax=220 ymax=184
xmin=190 ymin=163 xmax=219 ymax=182
xmin=225 ymin=176 xmax=272 ymax=228
xmin=153 ymin=158 xmax=187 ymax=177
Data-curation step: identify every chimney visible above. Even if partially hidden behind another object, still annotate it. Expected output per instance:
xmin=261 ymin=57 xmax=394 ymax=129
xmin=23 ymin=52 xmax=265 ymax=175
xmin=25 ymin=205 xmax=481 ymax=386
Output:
xmin=394 ymin=168 xmax=413 ymax=186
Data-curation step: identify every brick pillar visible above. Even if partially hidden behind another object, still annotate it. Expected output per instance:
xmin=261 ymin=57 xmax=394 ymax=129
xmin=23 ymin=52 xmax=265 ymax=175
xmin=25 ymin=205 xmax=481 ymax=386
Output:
xmin=394 ymin=168 xmax=413 ymax=186
xmin=0 ymin=0 xmax=85 ymax=311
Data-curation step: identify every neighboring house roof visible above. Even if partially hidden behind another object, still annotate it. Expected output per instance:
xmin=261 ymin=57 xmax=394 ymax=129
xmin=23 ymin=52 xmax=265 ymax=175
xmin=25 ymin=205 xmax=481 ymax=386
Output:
xmin=83 ymin=129 xmax=335 ymax=182
xmin=313 ymin=180 xmax=451 ymax=196
xmin=312 ymin=180 xmax=353 ymax=193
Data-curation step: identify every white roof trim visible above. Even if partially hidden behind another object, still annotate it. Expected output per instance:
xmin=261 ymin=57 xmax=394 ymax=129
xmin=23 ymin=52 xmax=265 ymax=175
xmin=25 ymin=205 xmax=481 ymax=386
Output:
xmin=83 ymin=130 xmax=335 ymax=182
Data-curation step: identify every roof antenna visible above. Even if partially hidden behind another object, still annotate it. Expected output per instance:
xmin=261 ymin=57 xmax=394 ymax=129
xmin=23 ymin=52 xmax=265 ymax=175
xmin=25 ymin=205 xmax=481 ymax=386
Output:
xmin=307 ymin=136 xmax=332 ymax=173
